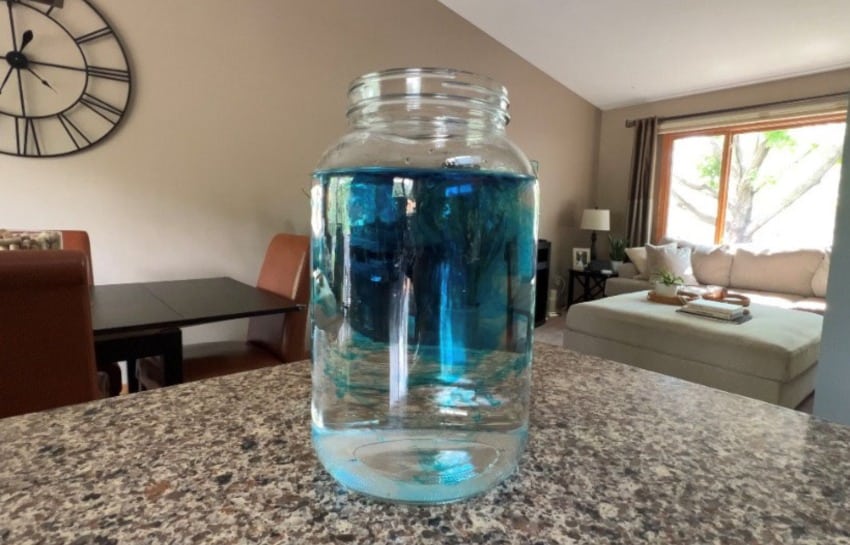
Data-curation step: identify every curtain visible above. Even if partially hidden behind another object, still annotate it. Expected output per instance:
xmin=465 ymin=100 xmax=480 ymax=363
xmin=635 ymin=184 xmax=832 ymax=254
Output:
xmin=626 ymin=117 xmax=658 ymax=246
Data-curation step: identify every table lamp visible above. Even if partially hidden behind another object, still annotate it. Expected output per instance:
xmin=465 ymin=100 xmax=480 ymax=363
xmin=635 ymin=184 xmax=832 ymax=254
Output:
xmin=580 ymin=208 xmax=610 ymax=263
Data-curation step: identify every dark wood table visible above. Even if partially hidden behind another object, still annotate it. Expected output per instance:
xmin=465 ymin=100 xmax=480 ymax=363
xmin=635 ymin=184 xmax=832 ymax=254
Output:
xmin=566 ymin=267 xmax=617 ymax=309
xmin=91 ymin=277 xmax=301 ymax=391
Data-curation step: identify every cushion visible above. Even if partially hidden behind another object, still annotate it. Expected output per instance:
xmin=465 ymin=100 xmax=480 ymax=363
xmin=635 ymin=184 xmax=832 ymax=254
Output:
xmin=730 ymin=289 xmax=802 ymax=310
xmin=730 ymin=248 xmax=825 ymax=297
xmin=691 ymin=245 xmax=734 ymax=287
xmin=625 ymin=242 xmax=675 ymax=278
xmin=615 ymin=262 xmax=639 ymax=279
xmin=645 ymin=244 xmax=697 ymax=285
xmin=812 ymin=252 xmax=830 ymax=297
xmin=0 ymin=230 xmax=62 ymax=251
xmin=793 ymin=298 xmax=827 ymax=315
xmin=624 ymin=246 xmax=647 ymax=276
xmin=565 ymin=291 xmax=822 ymax=383
xmin=604 ymin=277 xmax=652 ymax=296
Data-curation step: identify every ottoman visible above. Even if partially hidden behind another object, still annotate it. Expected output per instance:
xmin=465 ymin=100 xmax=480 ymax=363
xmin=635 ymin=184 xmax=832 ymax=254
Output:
xmin=563 ymin=291 xmax=822 ymax=408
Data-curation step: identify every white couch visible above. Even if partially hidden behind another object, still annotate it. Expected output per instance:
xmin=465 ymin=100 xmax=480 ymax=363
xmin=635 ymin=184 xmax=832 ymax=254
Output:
xmin=606 ymin=243 xmax=830 ymax=314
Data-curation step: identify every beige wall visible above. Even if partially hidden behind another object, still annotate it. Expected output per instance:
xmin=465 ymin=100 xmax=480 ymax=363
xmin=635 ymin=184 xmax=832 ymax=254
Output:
xmin=596 ymin=68 xmax=850 ymax=245
xmin=0 ymin=0 xmax=599 ymax=342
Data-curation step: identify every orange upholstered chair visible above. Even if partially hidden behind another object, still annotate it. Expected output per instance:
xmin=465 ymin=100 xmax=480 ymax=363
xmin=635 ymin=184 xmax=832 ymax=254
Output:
xmin=0 ymin=230 xmax=93 ymax=284
xmin=57 ymin=230 xmax=121 ymax=394
xmin=0 ymin=250 xmax=107 ymax=418
xmin=138 ymin=233 xmax=311 ymax=388
xmin=59 ymin=230 xmax=94 ymax=285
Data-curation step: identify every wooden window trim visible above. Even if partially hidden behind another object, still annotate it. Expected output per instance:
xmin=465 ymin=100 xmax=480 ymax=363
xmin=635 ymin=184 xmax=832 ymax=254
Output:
xmin=714 ymin=134 xmax=733 ymax=244
xmin=653 ymin=111 xmax=847 ymax=243
xmin=652 ymin=134 xmax=674 ymax=243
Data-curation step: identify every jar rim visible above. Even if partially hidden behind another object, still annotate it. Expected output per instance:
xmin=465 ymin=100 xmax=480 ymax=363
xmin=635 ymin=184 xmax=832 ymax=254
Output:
xmin=347 ymin=67 xmax=510 ymax=125
xmin=350 ymin=67 xmax=507 ymax=94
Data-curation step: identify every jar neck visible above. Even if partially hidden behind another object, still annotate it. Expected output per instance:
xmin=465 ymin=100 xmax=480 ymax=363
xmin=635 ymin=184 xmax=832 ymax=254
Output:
xmin=346 ymin=68 xmax=510 ymax=136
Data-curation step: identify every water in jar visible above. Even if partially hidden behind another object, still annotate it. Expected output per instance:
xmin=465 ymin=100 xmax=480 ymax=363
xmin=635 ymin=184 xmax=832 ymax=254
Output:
xmin=311 ymin=166 xmax=537 ymax=503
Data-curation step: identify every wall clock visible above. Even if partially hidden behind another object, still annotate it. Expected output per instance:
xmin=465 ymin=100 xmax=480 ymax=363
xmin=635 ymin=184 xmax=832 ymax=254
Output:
xmin=0 ymin=0 xmax=130 ymax=157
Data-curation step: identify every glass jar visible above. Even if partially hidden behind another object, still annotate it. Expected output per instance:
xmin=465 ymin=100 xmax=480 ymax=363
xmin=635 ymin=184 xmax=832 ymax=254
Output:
xmin=310 ymin=67 xmax=539 ymax=503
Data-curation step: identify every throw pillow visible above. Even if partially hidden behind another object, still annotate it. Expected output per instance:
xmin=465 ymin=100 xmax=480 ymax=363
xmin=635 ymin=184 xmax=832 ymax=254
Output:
xmin=730 ymin=247 xmax=824 ymax=297
xmin=624 ymin=246 xmax=647 ymax=276
xmin=625 ymin=242 xmax=675 ymax=279
xmin=811 ymin=252 xmax=830 ymax=297
xmin=0 ymin=230 xmax=62 ymax=251
xmin=645 ymin=244 xmax=697 ymax=285
xmin=691 ymin=245 xmax=734 ymax=286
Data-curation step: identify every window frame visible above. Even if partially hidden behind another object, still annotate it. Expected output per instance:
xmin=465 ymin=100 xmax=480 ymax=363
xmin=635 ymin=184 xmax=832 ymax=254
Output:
xmin=653 ymin=111 xmax=847 ymax=244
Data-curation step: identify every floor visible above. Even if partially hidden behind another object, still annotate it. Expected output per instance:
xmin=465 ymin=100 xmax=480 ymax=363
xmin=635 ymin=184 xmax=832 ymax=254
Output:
xmin=534 ymin=313 xmax=566 ymax=347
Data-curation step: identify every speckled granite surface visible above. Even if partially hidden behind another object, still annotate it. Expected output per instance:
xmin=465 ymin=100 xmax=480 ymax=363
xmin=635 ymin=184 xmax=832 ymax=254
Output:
xmin=2 ymin=342 xmax=850 ymax=544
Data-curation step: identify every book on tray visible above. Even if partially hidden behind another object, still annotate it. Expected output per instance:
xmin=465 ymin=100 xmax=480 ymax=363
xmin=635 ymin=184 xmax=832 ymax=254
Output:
xmin=680 ymin=299 xmax=744 ymax=320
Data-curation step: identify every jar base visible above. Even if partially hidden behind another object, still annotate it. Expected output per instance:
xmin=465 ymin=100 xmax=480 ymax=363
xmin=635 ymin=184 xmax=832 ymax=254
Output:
xmin=313 ymin=427 xmax=526 ymax=504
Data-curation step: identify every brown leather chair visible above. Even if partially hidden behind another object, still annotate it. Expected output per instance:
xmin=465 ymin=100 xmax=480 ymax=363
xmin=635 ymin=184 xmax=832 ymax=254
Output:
xmin=60 ymin=230 xmax=122 ymax=394
xmin=6 ymin=229 xmax=121 ymax=395
xmin=138 ymin=233 xmax=311 ymax=387
xmin=0 ymin=251 xmax=106 ymax=418
xmin=60 ymin=230 xmax=94 ymax=285
xmin=3 ymin=230 xmax=93 ymax=284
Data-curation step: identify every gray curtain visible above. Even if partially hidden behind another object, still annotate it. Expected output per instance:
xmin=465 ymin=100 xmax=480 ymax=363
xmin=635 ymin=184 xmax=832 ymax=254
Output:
xmin=626 ymin=117 xmax=658 ymax=246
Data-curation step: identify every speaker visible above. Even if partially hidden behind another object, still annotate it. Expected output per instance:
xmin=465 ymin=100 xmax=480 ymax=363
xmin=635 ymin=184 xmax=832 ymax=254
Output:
xmin=535 ymin=239 xmax=551 ymax=327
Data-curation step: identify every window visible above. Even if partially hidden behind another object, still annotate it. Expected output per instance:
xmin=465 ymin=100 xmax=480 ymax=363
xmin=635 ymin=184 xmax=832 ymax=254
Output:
xmin=655 ymin=113 xmax=846 ymax=247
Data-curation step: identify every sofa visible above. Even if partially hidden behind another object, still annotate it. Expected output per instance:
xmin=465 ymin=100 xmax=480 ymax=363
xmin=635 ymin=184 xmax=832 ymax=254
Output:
xmin=605 ymin=241 xmax=830 ymax=314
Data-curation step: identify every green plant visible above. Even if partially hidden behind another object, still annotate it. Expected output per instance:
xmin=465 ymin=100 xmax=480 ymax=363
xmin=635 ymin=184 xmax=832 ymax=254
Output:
xmin=608 ymin=235 xmax=627 ymax=261
xmin=651 ymin=270 xmax=684 ymax=286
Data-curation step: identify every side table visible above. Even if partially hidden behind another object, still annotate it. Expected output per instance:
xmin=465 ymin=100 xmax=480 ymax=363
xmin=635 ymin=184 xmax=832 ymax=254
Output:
xmin=566 ymin=268 xmax=617 ymax=309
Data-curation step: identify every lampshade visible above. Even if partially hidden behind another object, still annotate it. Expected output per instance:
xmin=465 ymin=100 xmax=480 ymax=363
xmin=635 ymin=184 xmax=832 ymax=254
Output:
xmin=580 ymin=209 xmax=610 ymax=231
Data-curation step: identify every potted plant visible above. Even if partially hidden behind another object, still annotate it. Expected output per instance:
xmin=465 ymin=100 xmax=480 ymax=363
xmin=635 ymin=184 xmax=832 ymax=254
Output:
xmin=651 ymin=270 xmax=684 ymax=297
xmin=608 ymin=235 xmax=627 ymax=272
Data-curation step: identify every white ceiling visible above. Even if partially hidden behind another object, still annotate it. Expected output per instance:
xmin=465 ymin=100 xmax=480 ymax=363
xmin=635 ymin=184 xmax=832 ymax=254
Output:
xmin=439 ymin=0 xmax=850 ymax=110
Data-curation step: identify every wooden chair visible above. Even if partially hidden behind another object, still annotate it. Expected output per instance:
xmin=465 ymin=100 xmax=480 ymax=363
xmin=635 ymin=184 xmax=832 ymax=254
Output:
xmin=0 ymin=251 xmax=107 ymax=418
xmin=138 ymin=233 xmax=311 ymax=387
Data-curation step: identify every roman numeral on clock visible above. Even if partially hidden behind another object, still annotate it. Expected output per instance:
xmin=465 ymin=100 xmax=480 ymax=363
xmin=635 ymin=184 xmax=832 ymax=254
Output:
xmin=26 ymin=118 xmax=41 ymax=155
xmin=80 ymin=93 xmax=124 ymax=125
xmin=58 ymin=113 xmax=91 ymax=150
xmin=15 ymin=118 xmax=42 ymax=156
xmin=86 ymin=65 xmax=130 ymax=83
xmin=75 ymin=27 xmax=113 ymax=45
xmin=17 ymin=0 xmax=57 ymax=17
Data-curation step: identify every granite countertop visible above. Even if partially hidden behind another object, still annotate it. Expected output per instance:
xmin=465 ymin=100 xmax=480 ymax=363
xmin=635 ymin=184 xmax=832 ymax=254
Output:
xmin=2 ymin=342 xmax=850 ymax=544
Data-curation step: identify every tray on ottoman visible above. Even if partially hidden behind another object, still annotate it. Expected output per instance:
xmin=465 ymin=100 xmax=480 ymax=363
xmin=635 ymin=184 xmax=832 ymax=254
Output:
xmin=563 ymin=291 xmax=822 ymax=408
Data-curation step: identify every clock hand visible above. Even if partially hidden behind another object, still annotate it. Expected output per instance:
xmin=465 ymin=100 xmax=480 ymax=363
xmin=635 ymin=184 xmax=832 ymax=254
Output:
xmin=0 ymin=66 xmax=12 ymax=94
xmin=19 ymin=29 xmax=33 ymax=52
xmin=24 ymin=66 xmax=56 ymax=92
xmin=29 ymin=59 xmax=85 ymax=73
xmin=6 ymin=0 xmax=18 ymax=51
xmin=17 ymin=65 xmax=26 ymax=118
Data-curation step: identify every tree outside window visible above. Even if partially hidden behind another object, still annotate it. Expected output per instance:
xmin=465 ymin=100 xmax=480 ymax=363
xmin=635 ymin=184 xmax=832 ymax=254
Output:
xmin=656 ymin=114 xmax=846 ymax=248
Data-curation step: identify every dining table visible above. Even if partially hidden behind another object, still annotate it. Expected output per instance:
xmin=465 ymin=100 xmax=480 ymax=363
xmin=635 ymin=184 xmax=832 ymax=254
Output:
xmin=90 ymin=276 xmax=301 ymax=390
xmin=2 ymin=342 xmax=850 ymax=544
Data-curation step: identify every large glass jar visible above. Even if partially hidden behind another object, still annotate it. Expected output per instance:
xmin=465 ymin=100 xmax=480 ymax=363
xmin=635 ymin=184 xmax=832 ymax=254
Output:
xmin=311 ymin=68 xmax=539 ymax=503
